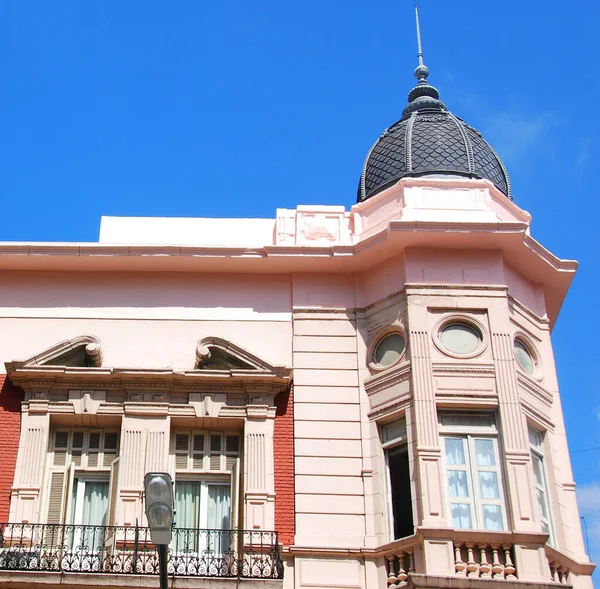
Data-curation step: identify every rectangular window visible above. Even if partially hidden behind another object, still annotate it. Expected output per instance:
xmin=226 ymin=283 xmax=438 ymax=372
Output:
xmin=381 ymin=418 xmax=414 ymax=540
xmin=46 ymin=429 xmax=120 ymax=527
xmin=440 ymin=413 xmax=507 ymax=531
xmin=172 ymin=430 xmax=241 ymax=554
xmin=529 ymin=427 xmax=554 ymax=544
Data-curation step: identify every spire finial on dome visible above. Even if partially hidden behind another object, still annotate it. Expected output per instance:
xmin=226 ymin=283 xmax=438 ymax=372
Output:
xmin=403 ymin=0 xmax=445 ymax=115
xmin=414 ymin=0 xmax=429 ymax=81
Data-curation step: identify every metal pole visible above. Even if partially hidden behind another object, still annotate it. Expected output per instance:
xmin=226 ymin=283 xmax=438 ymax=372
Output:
xmin=157 ymin=544 xmax=168 ymax=589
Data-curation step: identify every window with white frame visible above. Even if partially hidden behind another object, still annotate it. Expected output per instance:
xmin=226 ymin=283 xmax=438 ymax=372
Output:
xmin=529 ymin=427 xmax=554 ymax=544
xmin=381 ymin=418 xmax=414 ymax=540
xmin=172 ymin=430 xmax=240 ymax=553
xmin=440 ymin=413 xmax=507 ymax=531
xmin=46 ymin=429 xmax=120 ymax=546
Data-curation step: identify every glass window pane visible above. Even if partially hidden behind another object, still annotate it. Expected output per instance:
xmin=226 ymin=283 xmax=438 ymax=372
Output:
xmin=82 ymin=481 xmax=109 ymax=527
xmin=483 ymin=505 xmax=503 ymax=530
xmin=207 ymin=485 xmax=231 ymax=530
xmin=440 ymin=324 xmax=481 ymax=354
xmin=448 ymin=471 xmax=469 ymax=498
xmin=537 ymin=489 xmax=548 ymax=519
xmin=451 ymin=504 xmax=472 ymax=529
xmin=445 ymin=438 xmax=466 ymax=465
xmin=175 ymin=481 xmax=201 ymax=529
xmin=532 ymin=455 xmax=544 ymax=487
xmin=475 ymin=439 xmax=495 ymax=466
xmin=542 ymin=521 xmax=550 ymax=534
xmin=479 ymin=472 xmax=500 ymax=499
xmin=375 ymin=334 xmax=406 ymax=366
xmin=514 ymin=340 xmax=534 ymax=374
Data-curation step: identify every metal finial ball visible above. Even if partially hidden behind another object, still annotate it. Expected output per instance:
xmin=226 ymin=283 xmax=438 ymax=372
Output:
xmin=414 ymin=65 xmax=429 ymax=80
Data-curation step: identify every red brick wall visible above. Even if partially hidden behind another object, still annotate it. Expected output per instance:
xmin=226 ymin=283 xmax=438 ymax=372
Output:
xmin=273 ymin=385 xmax=294 ymax=546
xmin=0 ymin=375 xmax=23 ymax=523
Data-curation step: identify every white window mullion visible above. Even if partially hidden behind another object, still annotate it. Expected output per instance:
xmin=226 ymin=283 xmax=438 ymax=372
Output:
xmin=441 ymin=417 xmax=507 ymax=532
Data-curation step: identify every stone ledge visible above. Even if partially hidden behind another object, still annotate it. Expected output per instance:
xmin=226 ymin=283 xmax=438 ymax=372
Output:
xmin=408 ymin=573 xmax=563 ymax=589
xmin=0 ymin=571 xmax=283 ymax=589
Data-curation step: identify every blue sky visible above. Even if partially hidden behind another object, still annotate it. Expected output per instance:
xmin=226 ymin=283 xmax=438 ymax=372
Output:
xmin=1 ymin=0 xmax=599 ymax=574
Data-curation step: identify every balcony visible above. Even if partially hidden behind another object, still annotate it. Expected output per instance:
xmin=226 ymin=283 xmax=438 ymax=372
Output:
xmin=0 ymin=523 xmax=283 ymax=580
xmin=382 ymin=529 xmax=595 ymax=587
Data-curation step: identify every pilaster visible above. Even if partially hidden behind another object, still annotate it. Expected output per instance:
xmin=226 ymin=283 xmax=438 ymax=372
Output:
xmin=406 ymin=295 xmax=446 ymax=529
xmin=10 ymin=407 xmax=50 ymax=523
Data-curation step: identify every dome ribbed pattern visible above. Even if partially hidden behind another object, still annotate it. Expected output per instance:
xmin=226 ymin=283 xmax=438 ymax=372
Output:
xmin=358 ymin=105 xmax=511 ymax=202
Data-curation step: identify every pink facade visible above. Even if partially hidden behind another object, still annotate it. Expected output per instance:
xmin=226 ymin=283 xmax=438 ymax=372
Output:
xmin=0 ymin=176 xmax=593 ymax=588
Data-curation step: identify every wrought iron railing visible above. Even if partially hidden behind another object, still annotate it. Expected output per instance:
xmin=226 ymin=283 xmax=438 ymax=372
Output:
xmin=0 ymin=523 xmax=283 ymax=579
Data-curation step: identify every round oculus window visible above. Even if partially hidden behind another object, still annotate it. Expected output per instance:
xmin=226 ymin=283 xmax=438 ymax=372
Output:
xmin=374 ymin=333 xmax=406 ymax=366
xmin=514 ymin=340 xmax=535 ymax=374
xmin=440 ymin=323 xmax=482 ymax=355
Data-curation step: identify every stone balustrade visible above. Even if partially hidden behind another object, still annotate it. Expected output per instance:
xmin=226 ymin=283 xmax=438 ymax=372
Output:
xmin=385 ymin=548 xmax=415 ymax=588
xmin=547 ymin=558 xmax=570 ymax=585
xmin=544 ymin=543 xmax=595 ymax=585
xmin=381 ymin=537 xmax=418 ymax=588
xmin=453 ymin=540 xmax=516 ymax=580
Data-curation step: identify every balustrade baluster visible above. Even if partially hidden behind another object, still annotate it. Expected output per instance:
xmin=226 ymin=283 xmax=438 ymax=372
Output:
xmin=407 ymin=548 xmax=414 ymax=574
xmin=478 ymin=543 xmax=491 ymax=578
xmin=490 ymin=544 xmax=504 ymax=579
xmin=465 ymin=542 xmax=478 ymax=577
xmin=559 ymin=566 xmax=569 ymax=585
xmin=454 ymin=541 xmax=466 ymax=576
xmin=397 ymin=552 xmax=408 ymax=586
xmin=502 ymin=544 xmax=516 ymax=579
xmin=386 ymin=554 xmax=398 ymax=588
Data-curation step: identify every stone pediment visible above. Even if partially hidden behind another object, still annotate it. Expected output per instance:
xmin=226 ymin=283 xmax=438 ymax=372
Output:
xmin=8 ymin=335 xmax=103 ymax=369
xmin=5 ymin=336 xmax=291 ymax=396
xmin=195 ymin=337 xmax=282 ymax=372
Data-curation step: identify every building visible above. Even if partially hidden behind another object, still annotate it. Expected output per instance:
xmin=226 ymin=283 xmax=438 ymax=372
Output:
xmin=0 ymin=7 xmax=594 ymax=589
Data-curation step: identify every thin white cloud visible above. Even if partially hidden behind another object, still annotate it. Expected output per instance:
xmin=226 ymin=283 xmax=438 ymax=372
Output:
xmin=480 ymin=110 xmax=560 ymax=165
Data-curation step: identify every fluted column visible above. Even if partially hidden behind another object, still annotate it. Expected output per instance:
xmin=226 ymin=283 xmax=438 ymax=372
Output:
xmin=244 ymin=411 xmax=276 ymax=530
xmin=490 ymin=329 xmax=536 ymax=532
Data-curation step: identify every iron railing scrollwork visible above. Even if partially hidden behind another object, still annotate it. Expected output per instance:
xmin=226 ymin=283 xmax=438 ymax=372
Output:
xmin=0 ymin=523 xmax=283 ymax=579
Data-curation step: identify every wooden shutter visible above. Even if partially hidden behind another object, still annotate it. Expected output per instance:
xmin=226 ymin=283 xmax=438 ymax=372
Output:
xmin=107 ymin=457 xmax=121 ymax=526
xmin=192 ymin=435 xmax=205 ymax=470
xmin=71 ymin=432 xmax=84 ymax=466
xmin=209 ymin=434 xmax=222 ymax=471
xmin=47 ymin=463 xmax=73 ymax=525
xmin=103 ymin=432 xmax=119 ymax=467
xmin=46 ymin=472 xmax=66 ymax=525
xmin=53 ymin=431 xmax=69 ymax=467
xmin=230 ymin=458 xmax=240 ymax=530
xmin=88 ymin=432 xmax=101 ymax=467
xmin=175 ymin=434 xmax=189 ymax=470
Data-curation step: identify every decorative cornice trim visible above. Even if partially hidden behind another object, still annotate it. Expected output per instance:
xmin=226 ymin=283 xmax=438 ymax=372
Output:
xmin=517 ymin=373 xmax=553 ymax=406
xmin=432 ymin=363 xmax=495 ymax=375
xmin=507 ymin=294 xmax=549 ymax=325
xmin=7 ymin=365 xmax=291 ymax=395
xmin=368 ymin=395 xmax=412 ymax=421
xmin=405 ymin=283 xmax=509 ymax=293
xmin=364 ymin=362 xmax=412 ymax=395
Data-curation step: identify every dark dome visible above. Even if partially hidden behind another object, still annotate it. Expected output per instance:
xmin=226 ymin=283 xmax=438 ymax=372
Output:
xmin=357 ymin=73 xmax=511 ymax=202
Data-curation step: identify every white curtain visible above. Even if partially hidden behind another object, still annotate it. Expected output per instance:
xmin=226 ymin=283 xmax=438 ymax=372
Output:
xmin=174 ymin=482 xmax=201 ymax=553
xmin=483 ymin=505 xmax=503 ymax=530
xmin=82 ymin=482 xmax=109 ymax=526
xmin=451 ymin=504 xmax=472 ymax=529
xmin=207 ymin=485 xmax=230 ymax=530
xmin=207 ymin=485 xmax=231 ymax=556
xmin=80 ymin=481 xmax=108 ymax=552
xmin=445 ymin=438 xmax=465 ymax=465
xmin=475 ymin=439 xmax=495 ymax=466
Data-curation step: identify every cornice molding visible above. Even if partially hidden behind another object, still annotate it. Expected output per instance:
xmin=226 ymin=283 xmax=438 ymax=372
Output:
xmin=432 ymin=363 xmax=496 ymax=375
xmin=517 ymin=372 xmax=553 ymax=407
xmin=7 ymin=365 xmax=291 ymax=395
xmin=364 ymin=362 xmax=411 ymax=396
